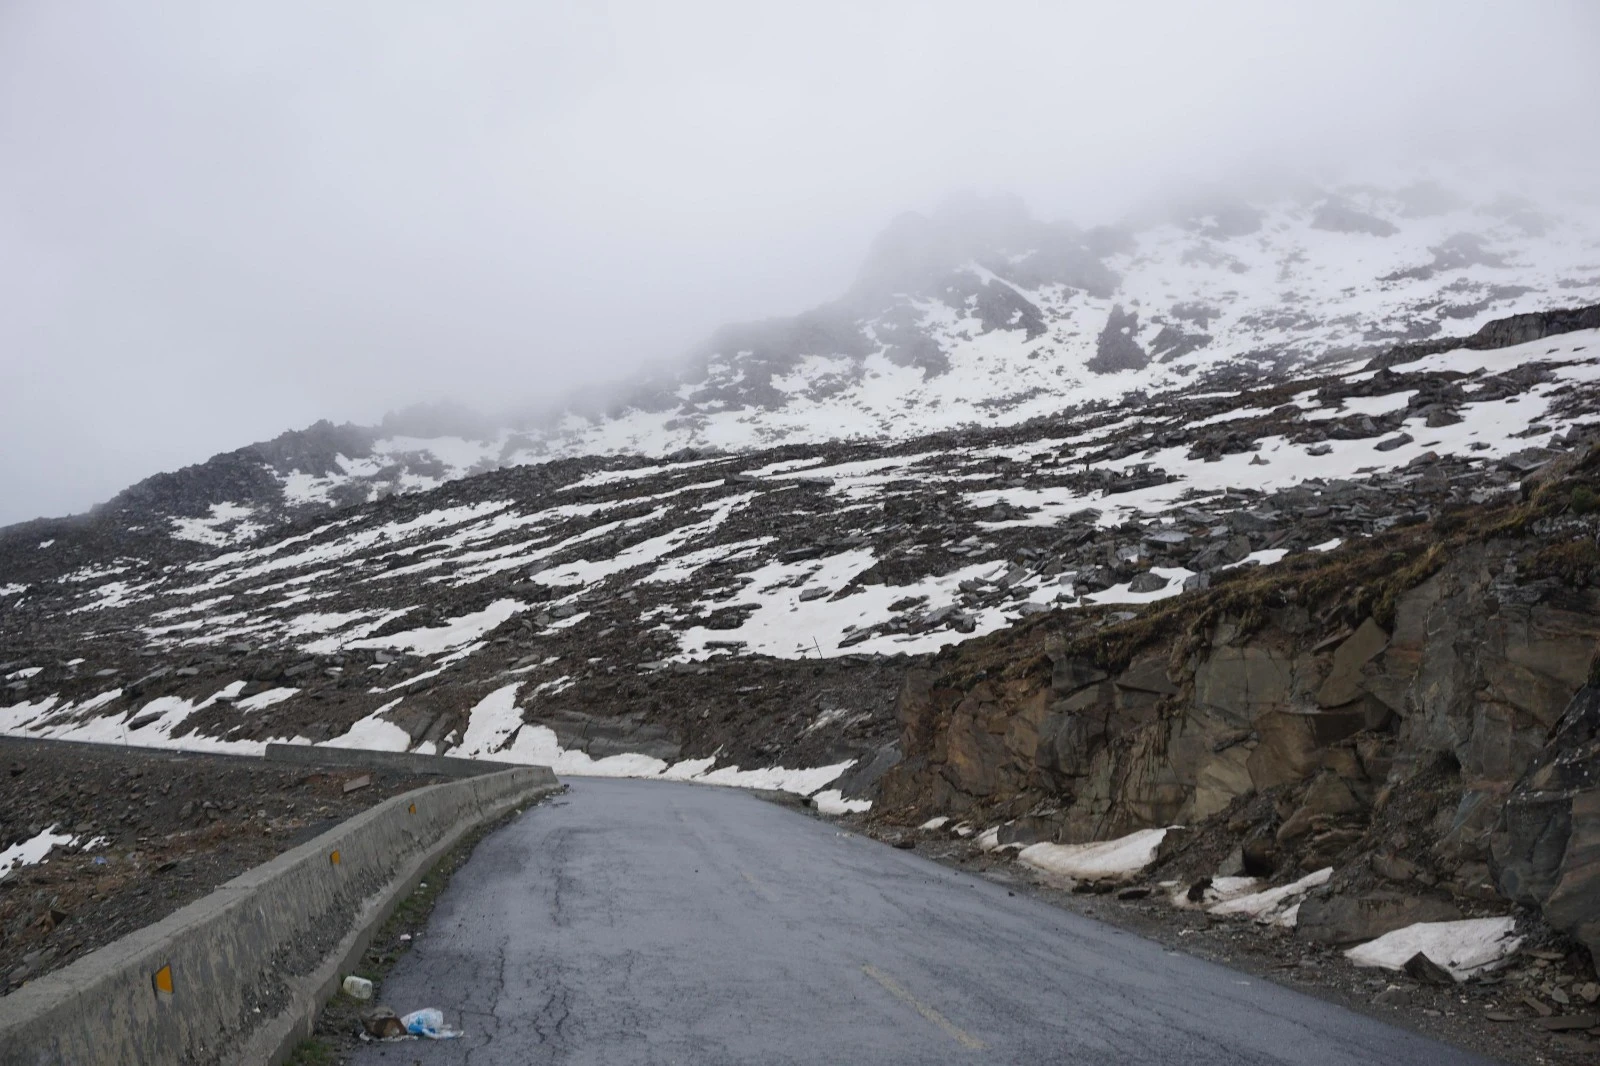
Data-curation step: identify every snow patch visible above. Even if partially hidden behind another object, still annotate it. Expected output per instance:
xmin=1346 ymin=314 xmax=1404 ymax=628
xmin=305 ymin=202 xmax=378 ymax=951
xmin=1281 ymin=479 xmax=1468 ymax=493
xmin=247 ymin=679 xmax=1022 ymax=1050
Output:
xmin=1207 ymin=867 xmax=1332 ymax=926
xmin=170 ymin=502 xmax=268 ymax=547
xmin=0 ymin=827 xmax=76 ymax=880
xmin=235 ymin=687 xmax=298 ymax=712
xmin=812 ymin=789 xmax=872 ymax=815
xmin=321 ymin=697 xmax=413 ymax=751
xmin=1344 ymin=917 xmax=1523 ymax=981
xmin=346 ymin=599 xmax=525 ymax=656
xmin=1018 ymin=827 xmax=1171 ymax=881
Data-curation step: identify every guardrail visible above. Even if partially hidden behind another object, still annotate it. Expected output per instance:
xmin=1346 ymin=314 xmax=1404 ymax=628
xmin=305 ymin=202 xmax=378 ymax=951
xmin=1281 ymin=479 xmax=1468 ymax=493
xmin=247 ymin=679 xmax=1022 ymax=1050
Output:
xmin=0 ymin=762 xmax=559 ymax=1065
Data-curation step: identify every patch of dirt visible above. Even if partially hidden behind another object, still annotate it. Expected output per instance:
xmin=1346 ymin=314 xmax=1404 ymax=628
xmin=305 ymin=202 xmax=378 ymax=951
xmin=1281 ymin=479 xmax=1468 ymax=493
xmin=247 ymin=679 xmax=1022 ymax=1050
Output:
xmin=0 ymin=738 xmax=432 ymax=991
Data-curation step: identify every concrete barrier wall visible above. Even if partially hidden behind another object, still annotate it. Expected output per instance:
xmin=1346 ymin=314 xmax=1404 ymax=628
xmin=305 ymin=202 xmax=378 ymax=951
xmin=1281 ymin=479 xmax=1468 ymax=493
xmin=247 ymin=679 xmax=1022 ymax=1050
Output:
xmin=263 ymin=741 xmax=500 ymax=778
xmin=0 ymin=736 xmax=501 ymax=779
xmin=0 ymin=764 xmax=558 ymax=1066
xmin=0 ymin=734 xmax=257 ymax=763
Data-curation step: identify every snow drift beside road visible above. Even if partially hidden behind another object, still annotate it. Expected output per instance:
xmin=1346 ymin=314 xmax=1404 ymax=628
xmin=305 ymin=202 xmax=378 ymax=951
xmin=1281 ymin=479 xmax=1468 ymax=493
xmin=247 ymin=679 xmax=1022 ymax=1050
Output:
xmin=1017 ymin=828 xmax=1171 ymax=881
xmin=1344 ymin=917 xmax=1523 ymax=981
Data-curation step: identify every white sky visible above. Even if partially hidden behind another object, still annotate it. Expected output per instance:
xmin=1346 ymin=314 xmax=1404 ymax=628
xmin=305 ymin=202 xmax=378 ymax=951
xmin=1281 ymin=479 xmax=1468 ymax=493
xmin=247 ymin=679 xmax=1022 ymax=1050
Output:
xmin=2 ymin=0 xmax=1598 ymax=524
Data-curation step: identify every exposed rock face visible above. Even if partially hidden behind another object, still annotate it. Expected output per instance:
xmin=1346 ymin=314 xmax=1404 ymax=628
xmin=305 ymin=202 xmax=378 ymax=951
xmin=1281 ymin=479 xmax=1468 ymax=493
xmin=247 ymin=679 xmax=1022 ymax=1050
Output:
xmin=1087 ymin=305 xmax=1149 ymax=374
xmin=1493 ymin=686 xmax=1600 ymax=961
xmin=1369 ymin=302 xmax=1600 ymax=371
xmin=876 ymin=494 xmax=1600 ymax=960
xmin=1311 ymin=198 xmax=1399 ymax=237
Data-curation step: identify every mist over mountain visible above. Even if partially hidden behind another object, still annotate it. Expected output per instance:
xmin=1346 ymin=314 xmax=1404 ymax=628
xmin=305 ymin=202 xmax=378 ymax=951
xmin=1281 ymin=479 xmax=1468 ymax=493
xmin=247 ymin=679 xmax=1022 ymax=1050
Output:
xmin=5 ymin=1 xmax=1599 ymax=525
xmin=18 ymin=174 xmax=1588 ymax=540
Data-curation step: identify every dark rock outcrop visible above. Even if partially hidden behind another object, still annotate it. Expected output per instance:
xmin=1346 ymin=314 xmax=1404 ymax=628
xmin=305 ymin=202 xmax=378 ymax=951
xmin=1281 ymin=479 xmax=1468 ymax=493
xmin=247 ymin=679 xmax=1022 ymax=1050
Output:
xmin=1311 ymin=199 xmax=1398 ymax=237
xmin=1492 ymin=686 xmax=1600 ymax=962
xmin=1368 ymin=302 xmax=1600 ymax=371
xmin=1087 ymin=305 xmax=1149 ymax=374
xmin=876 ymin=473 xmax=1600 ymax=961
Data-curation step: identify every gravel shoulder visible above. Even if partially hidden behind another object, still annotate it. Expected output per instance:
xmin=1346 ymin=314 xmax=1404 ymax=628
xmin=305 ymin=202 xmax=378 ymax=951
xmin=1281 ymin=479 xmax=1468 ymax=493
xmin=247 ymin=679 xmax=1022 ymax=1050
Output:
xmin=856 ymin=821 xmax=1599 ymax=1066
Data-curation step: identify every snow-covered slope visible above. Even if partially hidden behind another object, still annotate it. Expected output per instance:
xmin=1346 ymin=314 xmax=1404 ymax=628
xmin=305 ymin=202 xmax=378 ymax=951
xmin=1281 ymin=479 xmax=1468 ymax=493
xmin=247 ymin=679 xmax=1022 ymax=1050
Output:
xmin=7 ymin=170 xmax=1600 ymax=796
xmin=5 ymin=319 xmax=1599 ymax=783
xmin=65 ymin=180 xmax=1600 ymax=549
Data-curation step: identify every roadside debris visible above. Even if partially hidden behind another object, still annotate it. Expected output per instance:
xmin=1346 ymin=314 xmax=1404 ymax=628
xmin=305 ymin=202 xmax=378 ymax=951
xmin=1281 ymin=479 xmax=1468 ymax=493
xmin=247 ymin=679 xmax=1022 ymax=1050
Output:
xmin=402 ymin=1008 xmax=463 ymax=1039
xmin=341 ymin=974 xmax=373 ymax=1000
xmin=358 ymin=1006 xmax=463 ymax=1041
xmin=360 ymin=1007 xmax=405 ymax=1040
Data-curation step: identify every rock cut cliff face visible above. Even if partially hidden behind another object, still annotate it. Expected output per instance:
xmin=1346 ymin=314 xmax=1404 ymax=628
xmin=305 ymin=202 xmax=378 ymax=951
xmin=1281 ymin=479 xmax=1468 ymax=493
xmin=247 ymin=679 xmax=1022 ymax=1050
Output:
xmin=1495 ymin=687 xmax=1600 ymax=962
xmin=875 ymin=464 xmax=1600 ymax=961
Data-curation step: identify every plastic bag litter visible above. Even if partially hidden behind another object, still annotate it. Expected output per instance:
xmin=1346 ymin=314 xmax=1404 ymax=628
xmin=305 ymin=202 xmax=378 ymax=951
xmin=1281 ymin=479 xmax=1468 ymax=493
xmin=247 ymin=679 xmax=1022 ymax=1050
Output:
xmin=402 ymin=1008 xmax=463 ymax=1040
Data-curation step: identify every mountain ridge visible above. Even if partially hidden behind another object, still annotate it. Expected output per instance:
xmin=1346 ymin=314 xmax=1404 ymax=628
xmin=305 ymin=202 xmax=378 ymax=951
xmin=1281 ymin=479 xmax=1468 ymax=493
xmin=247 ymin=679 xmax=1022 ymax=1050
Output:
xmin=9 ymin=179 xmax=1599 ymax=547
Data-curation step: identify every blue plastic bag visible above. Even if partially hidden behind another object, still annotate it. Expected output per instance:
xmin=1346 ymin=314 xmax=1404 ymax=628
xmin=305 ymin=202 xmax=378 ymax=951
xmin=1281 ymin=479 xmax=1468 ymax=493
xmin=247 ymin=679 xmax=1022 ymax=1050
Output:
xmin=401 ymin=1008 xmax=463 ymax=1039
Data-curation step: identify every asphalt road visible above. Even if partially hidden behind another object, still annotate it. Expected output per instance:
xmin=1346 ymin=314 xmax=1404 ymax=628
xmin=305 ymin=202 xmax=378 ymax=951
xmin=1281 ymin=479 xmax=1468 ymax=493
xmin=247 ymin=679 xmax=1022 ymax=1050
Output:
xmin=351 ymin=777 xmax=1499 ymax=1066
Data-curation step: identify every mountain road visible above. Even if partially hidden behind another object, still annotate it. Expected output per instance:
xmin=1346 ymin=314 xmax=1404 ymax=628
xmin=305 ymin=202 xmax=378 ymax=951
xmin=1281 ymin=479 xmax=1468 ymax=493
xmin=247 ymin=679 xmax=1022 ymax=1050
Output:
xmin=349 ymin=777 xmax=1499 ymax=1066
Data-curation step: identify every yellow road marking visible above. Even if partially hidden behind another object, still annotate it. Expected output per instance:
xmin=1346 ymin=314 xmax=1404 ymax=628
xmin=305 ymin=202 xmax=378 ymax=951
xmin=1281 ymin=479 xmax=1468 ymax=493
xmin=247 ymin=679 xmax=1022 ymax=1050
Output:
xmin=862 ymin=964 xmax=985 ymax=1050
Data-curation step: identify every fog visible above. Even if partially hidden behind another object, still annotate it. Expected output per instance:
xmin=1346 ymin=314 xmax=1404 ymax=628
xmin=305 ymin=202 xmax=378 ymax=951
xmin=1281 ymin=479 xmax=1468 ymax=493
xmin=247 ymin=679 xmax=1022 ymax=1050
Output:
xmin=2 ymin=1 xmax=1597 ymax=525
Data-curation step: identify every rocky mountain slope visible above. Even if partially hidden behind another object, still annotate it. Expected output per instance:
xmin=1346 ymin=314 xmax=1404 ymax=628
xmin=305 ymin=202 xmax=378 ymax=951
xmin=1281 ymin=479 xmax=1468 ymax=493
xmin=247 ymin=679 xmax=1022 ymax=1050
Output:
xmin=5 ymin=180 xmax=1600 ymax=1036
xmin=3 ymin=307 xmax=1599 ymax=776
xmin=876 ymin=451 xmax=1600 ymax=952
xmin=857 ymin=427 xmax=1600 ymax=1048
xmin=50 ymin=180 xmax=1600 ymax=547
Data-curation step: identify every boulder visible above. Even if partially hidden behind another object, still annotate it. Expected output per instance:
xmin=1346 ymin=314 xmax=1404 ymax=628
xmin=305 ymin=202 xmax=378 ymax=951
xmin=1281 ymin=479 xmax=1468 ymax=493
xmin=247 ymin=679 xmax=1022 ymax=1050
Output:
xmin=831 ymin=742 xmax=901 ymax=799
xmin=1374 ymin=433 xmax=1414 ymax=452
xmin=1297 ymin=891 xmax=1462 ymax=945
xmin=1127 ymin=571 xmax=1169 ymax=593
xmin=1277 ymin=770 xmax=1366 ymax=843
xmin=1316 ymin=618 xmax=1389 ymax=708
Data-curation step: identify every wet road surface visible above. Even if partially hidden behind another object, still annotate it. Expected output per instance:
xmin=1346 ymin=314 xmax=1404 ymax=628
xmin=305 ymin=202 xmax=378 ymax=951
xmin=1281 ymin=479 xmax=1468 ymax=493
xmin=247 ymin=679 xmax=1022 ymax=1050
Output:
xmin=350 ymin=777 xmax=1500 ymax=1065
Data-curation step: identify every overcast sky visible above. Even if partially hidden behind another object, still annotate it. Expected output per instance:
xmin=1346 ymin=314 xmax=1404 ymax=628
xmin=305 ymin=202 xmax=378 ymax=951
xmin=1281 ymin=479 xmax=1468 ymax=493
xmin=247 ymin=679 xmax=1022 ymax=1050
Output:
xmin=2 ymin=1 xmax=1598 ymax=525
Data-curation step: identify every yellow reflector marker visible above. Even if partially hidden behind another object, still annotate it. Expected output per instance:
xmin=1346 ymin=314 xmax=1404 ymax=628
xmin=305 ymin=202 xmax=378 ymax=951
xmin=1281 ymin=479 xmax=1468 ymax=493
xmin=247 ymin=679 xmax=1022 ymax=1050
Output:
xmin=329 ymin=850 xmax=341 ymax=866
xmin=153 ymin=965 xmax=173 ymax=997
xmin=408 ymin=803 xmax=416 ymax=815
